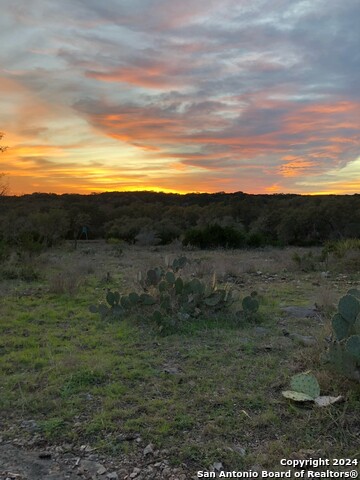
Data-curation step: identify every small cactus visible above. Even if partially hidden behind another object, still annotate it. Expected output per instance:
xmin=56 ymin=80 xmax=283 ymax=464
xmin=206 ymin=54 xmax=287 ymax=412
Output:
xmin=175 ymin=277 xmax=183 ymax=295
xmin=146 ymin=269 xmax=160 ymax=286
xmin=106 ymin=291 xmax=120 ymax=307
xmin=165 ymin=271 xmax=175 ymax=285
xmin=282 ymin=372 xmax=320 ymax=402
xmin=242 ymin=295 xmax=259 ymax=313
xmin=290 ymin=373 xmax=320 ymax=399
xmin=327 ymin=289 xmax=360 ymax=381
xmin=172 ymin=256 xmax=187 ymax=272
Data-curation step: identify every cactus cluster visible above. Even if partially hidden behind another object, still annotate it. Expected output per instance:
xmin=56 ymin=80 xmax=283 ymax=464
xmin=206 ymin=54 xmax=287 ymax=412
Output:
xmin=89 ymin=290 xmax=124 ymax=320
xmin=89 ymin=289 xmax=157 ymax=320
xmin=89 ymin=256 xmax=238 ymax=333
xmin=139 ymin=257 xmax=187 ymax=288
xmin=149 ymin=267 xmax=234 ymax=332
xmin=328 ymin=288 xmax=360 ymax=381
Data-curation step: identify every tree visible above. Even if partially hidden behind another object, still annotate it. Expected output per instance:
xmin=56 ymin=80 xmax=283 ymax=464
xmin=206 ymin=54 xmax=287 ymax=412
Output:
xmin=0 ymin=132 xmax=9 ymax=195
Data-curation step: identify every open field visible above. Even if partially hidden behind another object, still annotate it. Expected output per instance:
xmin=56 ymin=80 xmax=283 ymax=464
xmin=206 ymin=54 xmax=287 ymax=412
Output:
xmin=0 ymin=242 xmax=359 ymax=479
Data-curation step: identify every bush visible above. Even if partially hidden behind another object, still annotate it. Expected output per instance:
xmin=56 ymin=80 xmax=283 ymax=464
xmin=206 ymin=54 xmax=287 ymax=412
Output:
xmin=183 ymin=224 xmax=246 ymax=249
xmin=246 ymin=232 xmax=267 ymax=248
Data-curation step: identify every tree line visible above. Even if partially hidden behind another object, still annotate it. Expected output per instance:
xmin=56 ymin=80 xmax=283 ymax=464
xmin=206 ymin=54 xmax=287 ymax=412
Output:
xmin=0 ymin=191 xmax=359 ymax=252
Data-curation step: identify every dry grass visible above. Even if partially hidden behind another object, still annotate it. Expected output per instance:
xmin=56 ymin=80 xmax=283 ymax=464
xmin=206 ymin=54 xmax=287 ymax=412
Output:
xmin=47 ymin=268 xmax=84 ymax=295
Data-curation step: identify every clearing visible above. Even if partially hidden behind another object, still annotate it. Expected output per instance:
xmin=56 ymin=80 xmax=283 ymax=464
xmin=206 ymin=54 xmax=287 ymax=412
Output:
xmin=0 ymin=242 xmax=359 ymax=479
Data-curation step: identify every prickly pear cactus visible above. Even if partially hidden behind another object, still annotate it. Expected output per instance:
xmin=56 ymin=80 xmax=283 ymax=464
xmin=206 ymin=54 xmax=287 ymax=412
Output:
xmin=290 ymin=373 xmax=320 ymax=399
xmin=327 ymin=289 xmax=360 ymax=382
xmin=242 ymin=295 xmax=259 ymax=313
xmin=338 ymin=294 xmax=360 ymax=323
xmin=332 ymin=313 xmax=350 ymax=341
xmin=282 ymin=372 xmax=320 ymax=403
xmin=172 ymin=256 xmax=187 ymax=272
xmin=89 ymin=290 xmax=124 ymax=320
xmin=106 ymin=291 xmax=120 ymax=307
xmin=89 ymin=258 xmax=236 ymax=332
xmin=347 ymin=288 xmax=360 ymax=300
xmin=282 ymin=390 xmax=315 ymax=402
xmin=345 ymin=335 xmax=360 ymax=360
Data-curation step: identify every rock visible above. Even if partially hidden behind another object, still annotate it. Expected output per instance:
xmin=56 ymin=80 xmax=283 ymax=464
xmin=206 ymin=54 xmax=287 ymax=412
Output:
xmin=277 ymin=336 xmax=293 ymax=349
xmin=289 ymin=333 xmax=317 ymax=346
xmin=254 ymin=327 xmax=270 ymax=336
xmin=143 ymin=443 xmax=155 ymax=456
xmin=81 ymin=460 xmax=106 ymax=476
xmin=38 ymin=452 xmax=52 ymax=459
xmin=20 ymin=420 xmax=39 ymax=433
xmin=233 ymin=445 xmax=246 ymax=456
xmin=130 ymin=467 xmax=141 ymax=478
xmin=107 ymin=472 xmax=119 ymax=480
xmin=281 ymin=306 xmax=318 ymax=319
xmin=163 ymin=366 xmax=180 ymax=375
xmin=97 ymin=465 xmax=107 ymax=475
xmin=116 ymin=433 xmax=140 ymax=442
xmin=214 ymin=462 xmax=224 ymax=471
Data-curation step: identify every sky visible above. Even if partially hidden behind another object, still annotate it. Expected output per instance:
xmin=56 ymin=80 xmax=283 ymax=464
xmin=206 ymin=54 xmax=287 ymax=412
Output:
xmin=0 ymin=0 xmax=359 ymax=195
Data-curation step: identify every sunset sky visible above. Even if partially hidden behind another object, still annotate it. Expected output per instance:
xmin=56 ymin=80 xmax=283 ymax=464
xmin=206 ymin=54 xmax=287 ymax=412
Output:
xmin=1 ymin=0 xmax=359 ymax=195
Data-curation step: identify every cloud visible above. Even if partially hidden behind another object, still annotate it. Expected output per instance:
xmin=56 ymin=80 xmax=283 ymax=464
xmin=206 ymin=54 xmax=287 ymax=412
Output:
xmin=1 ymin=0 xmax=359 ymax=194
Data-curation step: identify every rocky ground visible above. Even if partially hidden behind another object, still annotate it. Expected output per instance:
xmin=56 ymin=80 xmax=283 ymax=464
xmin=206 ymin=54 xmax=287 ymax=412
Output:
xmin=0 ymin=441 xmax=192 ymax=480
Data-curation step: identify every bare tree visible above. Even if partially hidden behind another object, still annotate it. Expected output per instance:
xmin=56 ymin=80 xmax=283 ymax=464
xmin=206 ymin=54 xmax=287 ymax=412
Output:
xmin=0 ymin=132 xmax=9 ymax=195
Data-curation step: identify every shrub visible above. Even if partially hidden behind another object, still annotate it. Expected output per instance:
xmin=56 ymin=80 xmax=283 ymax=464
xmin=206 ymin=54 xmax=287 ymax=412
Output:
xmin=183 ymin=224 xmax=246 ymax=249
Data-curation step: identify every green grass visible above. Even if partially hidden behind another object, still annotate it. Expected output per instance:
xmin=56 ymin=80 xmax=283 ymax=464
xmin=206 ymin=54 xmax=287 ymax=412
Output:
xmin=0 ymin=244 xmax=359 ymax=470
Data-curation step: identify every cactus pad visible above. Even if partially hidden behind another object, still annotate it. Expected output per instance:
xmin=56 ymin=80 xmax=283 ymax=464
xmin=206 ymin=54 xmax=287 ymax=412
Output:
xmin=106 ymin=291 xmax=116 ymax=306
xmin=282 ymin=390 xmax=315 ymax=402
xmin=332 ymin=313 xmax=350 ymax=341
xmin=345 ymin=335 xmax=360 ymax=360
xmin=129 ymin=292 xmax=140 ymax=305
xmin=347 ymin=288 xmax=360 ymax=300
xmin=165 ymin=271 xmax=175 ymax=285
xmin=175 ymin=277 xmax=183 ymax=295
xmin=290 ymin=373 xmax=320 ymax=399
xmin=140 ymin=293 xmax=156 ymax=305
xmin=242 ymin=296 xmax=259 ymax=313
xmin=338 ymin=294 xmax=360 ymax=323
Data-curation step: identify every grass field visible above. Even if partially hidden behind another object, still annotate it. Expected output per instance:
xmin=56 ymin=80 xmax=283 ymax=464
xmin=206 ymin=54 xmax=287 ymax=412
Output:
xmin=0 ymin=241 xmax=359 ymax=473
